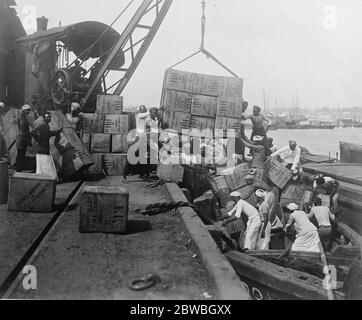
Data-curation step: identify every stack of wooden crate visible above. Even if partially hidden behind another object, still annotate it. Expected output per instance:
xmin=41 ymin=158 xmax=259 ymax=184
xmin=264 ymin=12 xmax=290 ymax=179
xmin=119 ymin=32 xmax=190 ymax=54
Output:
xmin=160 ymin=69 xmax=244 ymax=137
xmin=81 ymin=95 xmax=129 ymax=176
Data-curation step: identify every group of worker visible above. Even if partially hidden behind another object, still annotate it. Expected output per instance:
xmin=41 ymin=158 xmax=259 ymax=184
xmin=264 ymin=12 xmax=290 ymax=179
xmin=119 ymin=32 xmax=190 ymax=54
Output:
xmin=208 ymin=101 xmax=340 ymax=253
xmin=0 ymin=101 xmax=78 ymax=180
xmin=1 ymin=100 xmax=341 ymax=254
xmin=222 ymin=173 xmax=338 ymax=253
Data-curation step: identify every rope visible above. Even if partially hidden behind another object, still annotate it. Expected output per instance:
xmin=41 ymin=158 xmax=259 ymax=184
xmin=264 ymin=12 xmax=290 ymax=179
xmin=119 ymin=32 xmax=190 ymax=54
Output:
xmin=166 ymin=0 xmax=239 ymax=78
xmin=200 ymin=0 xmax=206 ymax=50
xmin=135 ymin=201 xmax=196 ymax=216
xmin=71 ymin=0 xmax=136 ymax=66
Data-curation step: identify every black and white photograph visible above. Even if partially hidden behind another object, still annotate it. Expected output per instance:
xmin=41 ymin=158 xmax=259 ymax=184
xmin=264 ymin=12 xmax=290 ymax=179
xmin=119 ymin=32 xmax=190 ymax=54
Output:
xmin=0 ymin=0 xmax=362 ymax=305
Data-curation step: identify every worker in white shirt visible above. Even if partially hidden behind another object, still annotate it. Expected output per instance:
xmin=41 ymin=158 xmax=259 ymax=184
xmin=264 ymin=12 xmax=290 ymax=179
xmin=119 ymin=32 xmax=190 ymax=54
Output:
xmin=226 ymin=191 xmax=262 ymax=251
xmin=136 ymin=105 xmax=149 ymax=134
xmin=284 ymin=203 xmax=321 ymax=252
xmin=313 ymin=173 xmax=340 ymax=215
xmin=255 ymin=189 xmax=277 ymax=250
xmin=270 ymin=140 xmax=301 ymax=175
xmin=66 ymin=102 xmax=81 ymax=136
xmin=307 ymin=197 xmax=335 ymax=251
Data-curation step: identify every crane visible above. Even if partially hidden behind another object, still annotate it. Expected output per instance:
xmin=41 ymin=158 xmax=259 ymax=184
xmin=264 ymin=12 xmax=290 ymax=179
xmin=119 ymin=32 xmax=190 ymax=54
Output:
xmin=81 ymin=0 xmax=174 ymax=108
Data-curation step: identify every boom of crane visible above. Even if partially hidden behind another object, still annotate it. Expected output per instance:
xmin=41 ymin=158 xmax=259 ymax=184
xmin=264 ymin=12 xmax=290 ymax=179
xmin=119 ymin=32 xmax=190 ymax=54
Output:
xmin=81 ymin=0 xmax=174 ymax=110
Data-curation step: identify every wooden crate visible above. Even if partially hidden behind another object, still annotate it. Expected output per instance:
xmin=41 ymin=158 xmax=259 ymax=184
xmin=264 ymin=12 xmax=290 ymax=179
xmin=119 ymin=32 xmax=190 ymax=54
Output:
xmin=89 ymin=153 xmax=104 ymax=175
xmin=79 ymin=186 xmax=128 ymax=234
xmin=265 ymin=158 xmax=293 ymax=189
xmin=217 ymin=96 xmax=243 ymax=119
xmin=102 ymin=153 xmax=127 ymax=176
xmin=8 ymin=173 xmax=57 ymax=212
xmin=157 ymin=162 xmax=184 ymax=182
xmin=191 ymin=94 xmax=218 ymax=117
xmin=218 ymin=77 xmax=243 ymax=97
xmin=215 ymin=116 xmax=241 ymax=132
xmin=96 ymin=95 xmax=123 ymax=115
xmin=190 ymin=116 xmax=215 ymax=137
xmin=162 ymin=90 xmax=192 ymax=113
xmin=2 ymin=108 xmax=19 ymax=149
xmin=164 ymin=69 xmax=194 ymax=92
xmin=91 ymin=134 xmax=111 ymax=153
xmin=81 ymin=132 xmax=91 ymax=152
xmin=223 ymin=163 xmax=249 ymax=191
xmin=162 ymin=110 xmax=191 ymax=133
xmin=80 ymin=113 xmax=96 ymax=133
xmin=111 ymin=134 xmax=128 ymax=153
xmin=104 ymin=115 xmax=129 ymax=134
xmin=193 ymin=72 xmax=220 ymax=96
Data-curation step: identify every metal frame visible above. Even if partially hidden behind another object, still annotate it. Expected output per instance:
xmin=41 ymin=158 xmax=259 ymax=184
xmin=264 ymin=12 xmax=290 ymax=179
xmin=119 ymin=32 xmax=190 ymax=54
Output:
xmin=82 ymin=0 xmax=173 ymax=106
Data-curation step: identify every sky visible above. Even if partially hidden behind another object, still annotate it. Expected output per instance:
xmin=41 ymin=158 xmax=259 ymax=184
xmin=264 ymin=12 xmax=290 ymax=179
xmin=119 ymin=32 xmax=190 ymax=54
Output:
xmin=14 ymin=0 xmax=362 ymax=110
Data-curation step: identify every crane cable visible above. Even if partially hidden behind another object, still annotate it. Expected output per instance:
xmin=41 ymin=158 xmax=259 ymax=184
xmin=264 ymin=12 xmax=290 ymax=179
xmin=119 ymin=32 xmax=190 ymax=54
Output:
xmin=168 ymin=0 xmax=239 ymax=78
xmin=71 ymin=0 xmax=136 ymax=67
xmin=200 ymin=0 xmax=206 ymax=50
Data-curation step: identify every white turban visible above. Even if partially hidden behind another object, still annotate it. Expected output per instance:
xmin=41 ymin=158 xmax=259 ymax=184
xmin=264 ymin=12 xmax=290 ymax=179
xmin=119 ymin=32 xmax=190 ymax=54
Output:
xmin=255 ymin=189 xmax=266 ymax=198
xmin=22 ymin=104 xmax=31 ymax=111
xmin=71 ymin=102 xmax=80 ymax=112
xmin=253 ymin=135 xmax=264 ymax=142
xmin=0 ymin=102 xmax=5 ymax=108
xmin=230 ymin=191 xmax=242 ymax=198
xmin=287 ymin=203 xmax=299 ymax=211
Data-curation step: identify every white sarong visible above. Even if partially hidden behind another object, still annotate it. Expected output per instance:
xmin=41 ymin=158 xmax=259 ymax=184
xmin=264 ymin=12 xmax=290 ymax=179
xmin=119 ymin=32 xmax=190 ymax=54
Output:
xmin=292 ymin=230 xmax=321 ymax=252
xmin=256 ymin=221 xmax=271 ymax=250
xmin=36 ymin=154 xmax=58 ymax=180
xmin=244 ymin=215 xmax=262 ymax=250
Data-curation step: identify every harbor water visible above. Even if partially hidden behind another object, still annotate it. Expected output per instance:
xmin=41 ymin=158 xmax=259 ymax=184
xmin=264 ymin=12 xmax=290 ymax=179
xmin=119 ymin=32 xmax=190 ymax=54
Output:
xmin=246 ymin=128 xmax=362 ymax=158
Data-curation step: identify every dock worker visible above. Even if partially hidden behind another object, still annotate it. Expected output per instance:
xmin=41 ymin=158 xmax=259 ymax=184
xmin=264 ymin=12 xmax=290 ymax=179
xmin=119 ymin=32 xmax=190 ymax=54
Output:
xmin=284 ymin=203 xmax=321 ymax=253
xmin=313 ymin=173 xmax=340 ymax=215
xmin=270 ymin=140 xmax=301 ymax=175
xmin=268 ymin=137 xmax=279 ymax=153
xmin=244 ymin=105 xmax=271 ymax=155
xmin=136 ymin=105 xmax=149 ymax=134
xmin=193 ymin=145 xmax=223 ymax=216
xmin=307 ymin=197 xmax=335 ymax=251
xmin=0 ymin=102 xmax=6 ymax=158
xmin=15 ymin=105 xmax=34 ymax=172
xmin=226 ymin=191 xmax=262 ymax=251
xmin=235 ymin=101 xmax=254 ymax=160
xmin=255 ymin=189 xmax=277 ymax=250
xmin=145 ymin=107 xmax=159 ymax=135
xmin=69 ymin=60 xmax=86 ymax=83
xmin=66 ymin=102 xmax=82 ymax=136
xmin=31 ymin=112 xmax=61 ymax=179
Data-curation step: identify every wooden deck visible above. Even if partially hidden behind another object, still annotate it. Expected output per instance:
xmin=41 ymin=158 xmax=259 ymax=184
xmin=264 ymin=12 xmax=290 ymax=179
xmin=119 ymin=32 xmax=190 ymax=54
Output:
xmin=302 ymin=163 xmax=362 ymax=187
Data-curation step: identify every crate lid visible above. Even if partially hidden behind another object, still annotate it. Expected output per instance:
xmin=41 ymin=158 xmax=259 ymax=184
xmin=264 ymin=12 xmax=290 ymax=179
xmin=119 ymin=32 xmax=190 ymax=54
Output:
xmin=82 ymin=186 xmax=129 ymax=194
xmin=12 ymin=172 xmax=57 ymax=181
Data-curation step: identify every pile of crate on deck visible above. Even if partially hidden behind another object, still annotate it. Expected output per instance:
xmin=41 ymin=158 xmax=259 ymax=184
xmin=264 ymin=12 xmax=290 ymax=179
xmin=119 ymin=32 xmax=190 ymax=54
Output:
xmin=79 ymin=95 xmax=136 ymax=234
xmin=80 ymin=95 xmax=130 ymax=177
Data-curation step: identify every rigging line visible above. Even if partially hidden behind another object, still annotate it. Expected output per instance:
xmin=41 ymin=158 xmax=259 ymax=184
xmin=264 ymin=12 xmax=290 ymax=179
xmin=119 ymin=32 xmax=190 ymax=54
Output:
xmin=167 ymin=50 xmax=202 ymax=70
xmin=76 ymin=0 xmax=136 ymax=62
xmin=200 ymin=0 xmax=206 ymax=49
